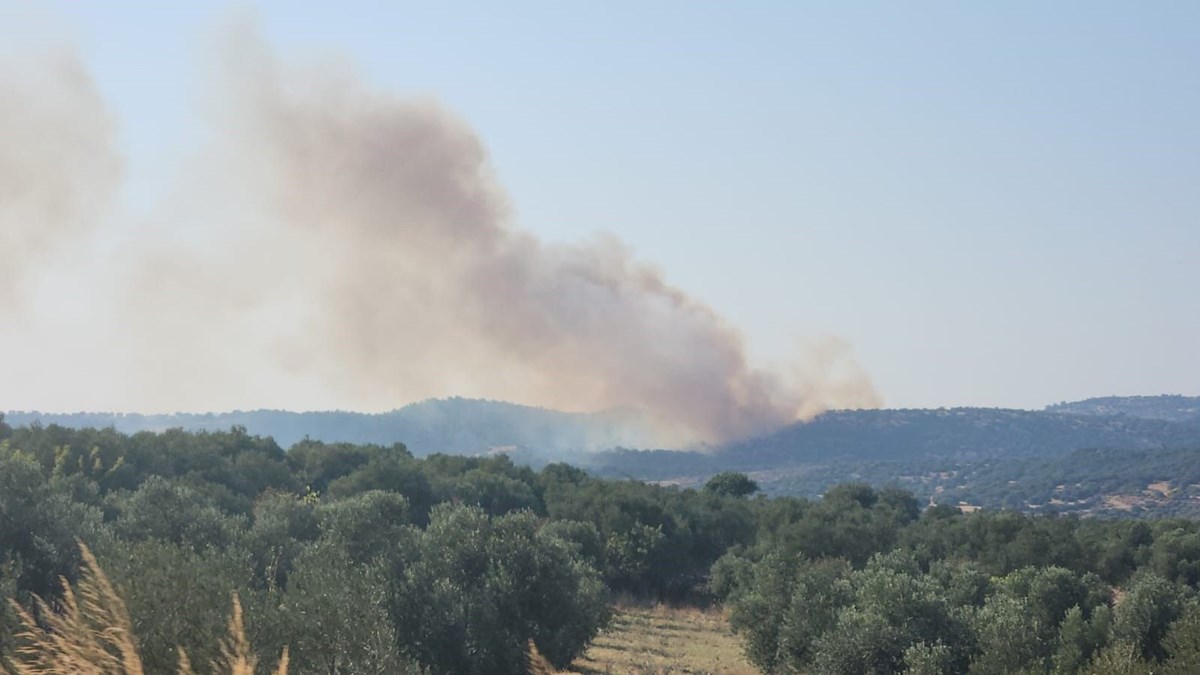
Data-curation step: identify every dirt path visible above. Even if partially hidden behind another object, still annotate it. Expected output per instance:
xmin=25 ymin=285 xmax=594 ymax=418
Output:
xmin=569 ymin=602 xmax=757 ymax=674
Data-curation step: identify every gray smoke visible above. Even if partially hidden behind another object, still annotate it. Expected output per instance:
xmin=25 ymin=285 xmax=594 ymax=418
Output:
xmin=10 ymin=27 xmax=879 ymax=444
xmin=194 ymin=31 xmax=879 ymax=443
xmin=0 ymin=50 xmax=120 ymax=306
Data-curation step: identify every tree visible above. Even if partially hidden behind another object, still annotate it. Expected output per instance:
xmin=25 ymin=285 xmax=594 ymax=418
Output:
xmin=0 ymin=448 xmax=106 ymax=599
xmin=1160 ymin=602 xmax=1200 ymax=673
xmin=251 ymin=541 xmax=422 ymax=674
xmin=1054 ymin=604 xmax=1112 ymax=674
xmin=390 ymin=505 xmax=607 ymax=674
xmin=316 ymin=490 xmax=410 ymax=564
xmin=108 ymin=476 xmax=246 ymax=552
xmin=244 ymin=491 xmax=320 ymax=590
xmin=96 ymin=539 xmax=253 ymax=673
xmin=1109 ymin=571 xmax=1188 ymax=663
xmin=703 ymin=472 xmax=759 ymax=498
xmin=969 ymin=594 xmax=1045 ymax=673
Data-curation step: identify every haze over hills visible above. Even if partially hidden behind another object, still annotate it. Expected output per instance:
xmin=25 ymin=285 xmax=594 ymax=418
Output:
xmin=2 ymin=398 xmax=660 ymax=457
xmin=1045 ymin=395 xmax=1200 ymax=422
xmin=8 ymin=394 xmax=1200 ymax=516
xmin=581 ymin=403 xmax=1200 ymax=501
xmin=8 ymin=394 xmax=1198 ymax=468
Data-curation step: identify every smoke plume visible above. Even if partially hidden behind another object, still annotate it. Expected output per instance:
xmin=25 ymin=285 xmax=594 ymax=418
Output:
xmin=11 ymin=27 xmax=879 ymax=445
xmin=0 ymin=50 xmax=120 ymax=305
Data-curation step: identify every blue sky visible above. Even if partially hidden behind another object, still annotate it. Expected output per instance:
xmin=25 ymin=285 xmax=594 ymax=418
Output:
xmin=4 ymin=2 xmax=1199 ymax=412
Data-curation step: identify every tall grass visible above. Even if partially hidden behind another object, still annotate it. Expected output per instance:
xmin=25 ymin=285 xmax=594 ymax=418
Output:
xmin=2 ymin=543 xmax=287 ymax=675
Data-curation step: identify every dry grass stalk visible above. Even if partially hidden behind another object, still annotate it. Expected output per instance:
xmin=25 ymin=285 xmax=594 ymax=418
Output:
xmin=525 ymin=640 xmax=559 ymax=675
xmin=4 ymin=543 xmax=288 ymax=675
xmin=4 ymin=544 xmax=144 ymax=675
xmin=211 ymin=594 xmax=287 ymax=675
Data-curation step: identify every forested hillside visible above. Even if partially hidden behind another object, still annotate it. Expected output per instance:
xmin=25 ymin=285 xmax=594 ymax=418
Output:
xmin=4 ymin=417 xmax=1200 ymax=673
xmin=1046 ymin=395 xmax=1200 ymax=422
xmin=585 ymin=408 xmax=1200 ymax=515
xmin=14 ymin=400 xmax=1200 ymax=521
xmin=13 ymin=399 xmax=1199 ymax=470
xmin=4 ymin=398 xmax=656 ymax=456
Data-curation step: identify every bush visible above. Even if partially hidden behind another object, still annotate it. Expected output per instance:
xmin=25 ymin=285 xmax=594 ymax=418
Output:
xmin=390 ymin=505 xmax=607 ymax=674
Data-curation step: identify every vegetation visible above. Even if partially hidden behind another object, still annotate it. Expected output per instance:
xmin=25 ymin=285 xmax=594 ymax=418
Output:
xmin=2 ymin=543 xmax=288 ymax=675
xmin=1046 ymin=395 xmax=1200 ymax=422
xmin=569 ymin=602 xmax=755 ymax=674
xmin=2 ymin=398 xmax=656 ymax=456
xmin=714 ymin=484 xmax=1200 ymax=673
xmin=3 ymin=415 xmax=1200 ymax=673
xmin=0 ymin=419 xmax=741 ymax=672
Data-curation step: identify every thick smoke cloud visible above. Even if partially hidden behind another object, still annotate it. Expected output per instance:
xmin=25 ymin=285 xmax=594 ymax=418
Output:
xmin=10 ymin=28 xmax=879 ymax=444
xmin=0 ymin=51 xmax=120 ymax=305
xmin=199 ymin=33 xmax=879 ymax=443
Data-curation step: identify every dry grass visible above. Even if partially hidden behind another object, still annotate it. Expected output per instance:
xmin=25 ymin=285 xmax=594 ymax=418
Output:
xmin=2 ymin=543 xmax=287 ymax=675
xmin=4 ymin=544 xmax=143 ymax=675
xmin=567 ymin=601 xmax=755 ymax=675
xmin=526 ymin=640 xmax=558 ymax=675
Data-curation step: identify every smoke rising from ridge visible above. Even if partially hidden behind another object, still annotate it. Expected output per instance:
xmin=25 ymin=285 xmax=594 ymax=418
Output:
xmin=9 ymin=27 xmax=879 ymax=444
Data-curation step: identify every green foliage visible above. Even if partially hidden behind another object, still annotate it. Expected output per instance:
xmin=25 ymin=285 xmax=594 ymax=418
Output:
xmin=1159 ymin=601 xmax=1200 ymax=673
xmin=251 ymin=541 xmax=422 ymax=674
xmin=316 ymin=490 xmax=410 ymax=564
xmin=969 ymin=594 xmax=1045 ymax=673
xmin=1054 ymin=605 xmax=1112 ymax=674
xmin=324 ymin=448 xmax=437 ymax=524
xmin=97 ymin=538 xmax=254 ymax=673
xmin=244 ymin=491 xmax=320 ymax=590
xmin=703 ymin=471 xmax=759 ymax=498
xmin=5 ymin=420 xmax=1200 ymax=674
xmin=1150 ymin=526 xmax=1200 ymax=586
xmin=390 ymin=504 xmax=608 ymax=674
xmin=776 ymin=557 xmax=854 ymax=670
xmin=107 ymin=475 xmax=247 ymax=551
xmin=727 ymin=522 xmax=1200 ymax=675
xmin=814 ymin=553 xmax=971 ymax=674
xmin=0 ymin=446 xmax=106 ymax=598
xmin=1109 ymin=571 xmax=1189 ymax=662
xmin=443 ymin=468 xmax=540 ymax=516
xmin=903 ymin=640 xmax=958 ymax=675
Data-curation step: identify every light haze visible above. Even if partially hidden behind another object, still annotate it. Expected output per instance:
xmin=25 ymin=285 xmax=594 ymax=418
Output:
xmin=1 ymin=2 xmax=1197 ymax=423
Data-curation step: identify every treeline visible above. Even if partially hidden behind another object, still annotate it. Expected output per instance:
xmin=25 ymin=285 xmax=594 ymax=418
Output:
xmin=3 ymin=418 xmax=1200 ymax=673
xmin=3 ymin=397 xmax=653 ymax=455
xmin=936 ymin=446 xmax=1200 ymax=517
xmin=583 ymin=407 xmax=1200 ymax=489
xmin=714 ymin=485 xmax=1200 ymax=673
xmin=755 ymin=445 xmax=1200 ymax=518
xmin=1046 ymin=395 xmax=1200 ymax=423
xmin=0 ymin=419 xmax=753 ymax=673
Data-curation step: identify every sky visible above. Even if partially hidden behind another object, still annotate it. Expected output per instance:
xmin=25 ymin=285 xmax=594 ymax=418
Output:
xmin=1 ymin=2 xmax=1198 ymax=418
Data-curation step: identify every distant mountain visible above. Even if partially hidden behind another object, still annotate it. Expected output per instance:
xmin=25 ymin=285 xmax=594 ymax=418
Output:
xmin=932 ymin=445 xmax=1200 ymax=517
xmin=584 ymin=407 xmax=1200 ymax=517
xmin=1045 ymin=395 xmax=1200 ymax=423
xmin=587 ymin=407 xmax=1200 ymax=479
xmin=720 ymin=407 xmax=1199 ymax=466
xmin=9 ymin=397 xmax=1200 ymax=517
xmin=2 ymin=398 xmax=658 ymax=457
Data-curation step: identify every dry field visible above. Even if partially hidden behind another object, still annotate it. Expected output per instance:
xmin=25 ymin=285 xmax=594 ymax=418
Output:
xmin=568 ymin=602 xmax=757 ymax=675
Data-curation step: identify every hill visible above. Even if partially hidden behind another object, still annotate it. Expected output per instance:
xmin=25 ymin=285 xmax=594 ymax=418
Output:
xmin=584 ymin=407 xmax=1200 ymax=516
xmin=585 ymin=407 xmax=1200 ymax=478
xmin=720 ymin=407 xmax=1197 ymax=465
xmin=1045 ymin=395 xmax=1200 ymax=422
xmin=10 ymin=397 xmax=1200 ymax=517
xmin=2 ymin=398 xmax=657 ymax=457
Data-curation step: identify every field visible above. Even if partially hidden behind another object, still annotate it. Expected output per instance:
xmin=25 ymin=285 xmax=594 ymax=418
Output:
xmin=569 ymin=602 xmax=756 ymax=675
